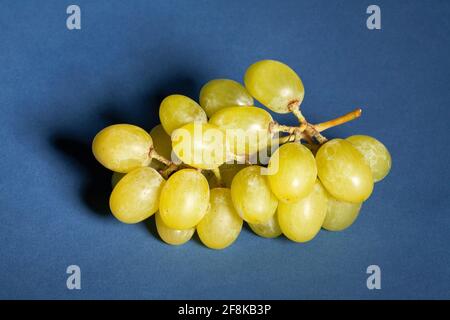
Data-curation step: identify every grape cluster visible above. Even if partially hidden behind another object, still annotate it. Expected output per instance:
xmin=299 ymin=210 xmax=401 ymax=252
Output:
xmin=92 ymin=60 xmax=391 ymax=249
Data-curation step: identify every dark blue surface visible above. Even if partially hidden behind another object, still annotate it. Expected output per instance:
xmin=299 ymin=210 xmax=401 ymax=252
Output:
xmin=1 ymin=0 xmax=449 ymax=299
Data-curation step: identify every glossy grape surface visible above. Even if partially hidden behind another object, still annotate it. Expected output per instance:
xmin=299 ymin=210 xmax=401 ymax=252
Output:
xmin=155 ymin=212 xmax=195 ymax=245
xmin=244 ymin=60 xmax=304 ymax=113
xmin=248 ymin=212 xmax=282 ymax=238
xmin=209 ymin=106 xmax=273 ymax=156
xmin=92 ymin=124 xmax=152 ymax=173
xmin=197 ymin=188 xmax=243 ymax=249
xmin=322 ymin=194 xmax=362 ymax=231
xmin=230 ymin=165 xmax=278 ymax=224
xmin=159 ymin=94 xmax=207 ymax=135
xmin=346 ymin=135 xmax=391 ymax=182
xmin=278 ymin=180 xmax=328 ymax=242
xmin=109 ymin=167 xmax=165 ymax=224
xmin=316 ymin=139 xmax=374 ymax=203
xmin=199 ymin=79 xmax=253 ymax=117
xmin=172 ymin=122 xmax=226 ymax=169
xmin=159 ymin=169 xmax=210 ymax=229
xmin=267 ymin=142 xmax=317 ymax=203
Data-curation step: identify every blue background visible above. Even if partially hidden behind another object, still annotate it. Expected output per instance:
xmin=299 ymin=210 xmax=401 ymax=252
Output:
xmin=0 ymin=0 xmax=449 ymax=299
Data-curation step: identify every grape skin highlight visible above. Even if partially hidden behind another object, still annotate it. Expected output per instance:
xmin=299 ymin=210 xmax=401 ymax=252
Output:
xmin=159 ymin=94 xmax=207 ymax=135
xmin=244 ymin=60 xmax=304 ymax=114
xmin=199 ymin=79 xmax=254 ymax=117
xmin=92 ymin=124 xmax=152 ymax=173
xmin=248 ymin=212 xmax=282 ymax=238
xmin=316 ymin=139 xmax=374 ymax=203
xmin=230 ymin=165 xmax=278 ymax=224
xmin=346 ymin=135 xmax=391 ymax=182
xmin=278 ymin=180 xmax=328 ymax=242
xmin=267 ymin=142 xmax=317 ymax=203
xmin=109 ymin=167 xmax=165 ymax=224
xmin=197 ymin=188 xmax=243 ymax=249
xmin=159 ymin=169 xmax=210 ymax=229
xmin=322 ymin=195 xmax=362 ymax=231
xmin=155 ymin=212 xmax=195 ymax=245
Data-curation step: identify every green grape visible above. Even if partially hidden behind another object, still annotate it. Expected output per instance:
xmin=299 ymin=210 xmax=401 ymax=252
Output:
xmin=322 ymin=194 xmax=362 ymax=231
xmin=111 ymin=172 xmax=125 ymax=188
xmin=109 ymin=167 xmax=165 ymax=224
xmin=267 ymin=142 xmax=317 ymax=203
xmin=149 ymin=124 xmax=173 ymax=170
xmin=155 ymin=212 xmax=195 ymax=245
xmin=159 ymin=169 xmax=210 ymax=229
xmin=244 ymin=60 xmax=305 ymax=113
xmin=278 ymin=180 xmax=328 ymax=242
xmin=172 ymin=122 xmax=226 ymax=169
xmin=346 ymin=135 xmax=391 ymax=182
xmin=230 ymin=165 xmax=278 ymax=224
xmin=248 ymin=212 xmax=282 ymax=238
xmin=209 ymin=106 xmax=273 ymax=156
xmin=92 ymin=124 xmax=152 ymax=173
xmin=197 ymin=188 xmax=243 ymax=249
xmin=159 ymin=94 xmax=207 ymax=135
xmin=199 ymin=79 xmax=254 ymax=117
xmin=316 ymin=139 xmax=374 ymax=203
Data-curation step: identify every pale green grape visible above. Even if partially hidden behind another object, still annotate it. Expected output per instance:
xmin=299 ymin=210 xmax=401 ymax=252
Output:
xmin=197 ymin=188 xmax=243 ymax=249
xmin=278 ymin=180 xmax=328 ymax=242
xmin=149 ymin=124 xmax=173 ymax=170
xmin=159 ymin=169 xmax=210 ymax=229
xmin=159 ymin=94 xmax=207 ymax=135
xmin=172 ymin=122 xmax=226 ymax=169
xmin=111 ymin=172 xmax=125 ymax=188
xmin=322 ymin=194 xmax=362 ymax=231
xmin=244 ymin=60 xmax=304 ymax=113
xmin=199 ymin=79 xmax=253 ymax=117
xmin=109 ymin=167 xmax=165 ymax=224
xmin=92 ymin=124 xmax=152 ymax=173
xmin=248 ymin=212 xmax=282 ymax=238
xmin=155 ymin=212 xmax=195 ymax=245
xmin=346 ymin=135 xmax=391 ymax=182
xmin=209 ymin=106 xmax=273 ymax=156
xmin=267 ymin=142 xmax=317 ymax=203
xmin=316 ymin=139 xmax=374 ymax=203
xmin=230 ymin=165 xmax=278 ymax=224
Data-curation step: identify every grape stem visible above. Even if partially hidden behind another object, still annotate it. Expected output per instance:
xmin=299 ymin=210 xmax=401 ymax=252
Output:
xmin=313 ymin=108 xmax=362 ymax=132
xmin=287 ymin=104 xmax=362 ymax=145
xmin=149 ymin=148 xmax=172 ymax=166
xmin=211 ymin=167 xmax=223 ymax=186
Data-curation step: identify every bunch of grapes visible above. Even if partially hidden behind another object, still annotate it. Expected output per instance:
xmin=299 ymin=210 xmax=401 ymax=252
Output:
xmin=92 ymin=60 xmax=391 ymax=249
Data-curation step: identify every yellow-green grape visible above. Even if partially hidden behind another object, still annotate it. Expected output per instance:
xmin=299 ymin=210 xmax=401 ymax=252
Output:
xmin=172 ymin=122 xmax=226 ymax=169
xmin=248 ymin=212 xmax=282 ymax=238
xmin=209 ymin=106 xmax=273 ymax=156
xmin=159 ymin=94 xmax=207 ymax=135
xmin=159 ymin=169 xmax=210 ymax=229
xmin=322 ymin=194 xmax=362 ymax=231
xmin=278 ymin=180 xmax=328 ymax=242
xmin=197 ymin=188 xmax=243 ymax=249
xmin=316 ymin=139 xmax=374 ymax=203
xmin=346 ymin=135 xmax=391 ymax=182
xmin=219 ymin=163 xmax=248 ymax=187
xmin=109 ymin=167 xmax=165 ymax=224
xmin=199 ymin=79 xmax=254 ymax=117
xmin=267 ymin=143 xmax=317 ymax=203
xmin=244 ymin=60 xmax=304 ymax=114
xmin=155 ymin=212 xmax=195 ymax=245
xmin=230 ymin=166 xmax=278 ymax=224
xmin=149 ymin=124 xmax=173 ymax=170
xmin=92 ymin=124 xmax=152 ymax=173
xmin=111 ymin=172 xmax=125 ymax=188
